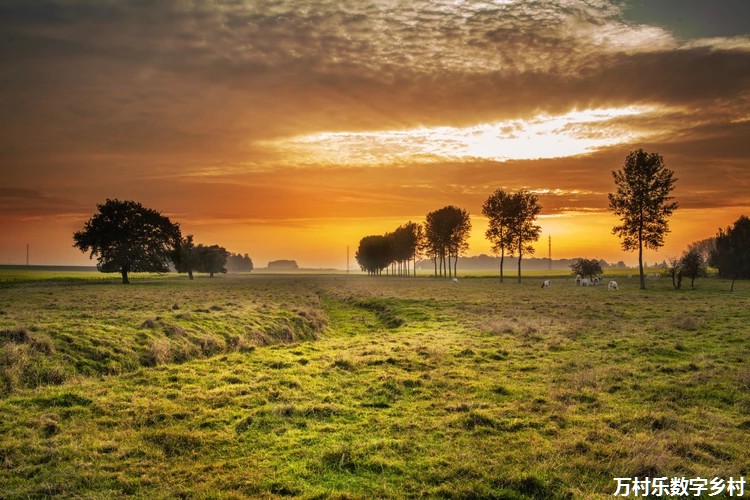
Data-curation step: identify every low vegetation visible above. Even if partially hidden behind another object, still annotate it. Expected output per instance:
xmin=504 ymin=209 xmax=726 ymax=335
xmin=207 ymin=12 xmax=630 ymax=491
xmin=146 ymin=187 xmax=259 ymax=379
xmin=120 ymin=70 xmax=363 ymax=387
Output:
xmin=1 ymin=271 xmax=748 ymax=498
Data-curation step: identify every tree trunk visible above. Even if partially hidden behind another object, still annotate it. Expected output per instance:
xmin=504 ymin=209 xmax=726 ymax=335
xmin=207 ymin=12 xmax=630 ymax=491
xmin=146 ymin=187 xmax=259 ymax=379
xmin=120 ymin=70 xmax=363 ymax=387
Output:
xmin=121 ymin=268 xmax=130 ymax=284
xmin=500 ymin=249 xmax=504 ymax=283
xmin=731 ymin=276 xmax=736 ymax=292
xmin=517 ymin=253 xmax=522 ymax=284
xmin=210 ymin=272 xmax=214 ymax=278
xmin=517 ymin=239 xmax=523 ymax=284
xmin=188 ymin=269 xmax=194 ymax=280
xmin=433 ymin=257 xmax=437 ymax=276
xmin=638 ymin=227 xmax=646 ymax=290
xmin=453 ymin=253 xmax=457 ymax=277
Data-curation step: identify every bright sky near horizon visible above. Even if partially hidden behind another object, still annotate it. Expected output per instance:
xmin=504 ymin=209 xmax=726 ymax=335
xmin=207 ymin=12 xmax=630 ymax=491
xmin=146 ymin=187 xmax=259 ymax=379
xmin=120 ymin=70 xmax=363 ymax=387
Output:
xmin=1 ymin=0 xmax=749 ymax=269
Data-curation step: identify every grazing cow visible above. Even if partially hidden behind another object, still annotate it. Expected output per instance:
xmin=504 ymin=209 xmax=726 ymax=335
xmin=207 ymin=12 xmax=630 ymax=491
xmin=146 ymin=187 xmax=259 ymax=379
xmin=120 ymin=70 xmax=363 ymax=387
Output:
xmin=579 ymin=278 xmax=591 ymax=286
xmin=451 ymin=277 xmax=458 ymax=283
xmin=592 ymin=277 xmax=601 ymax=285
xmin=541 ymin=280 xmax=550 ymax=288
xmin=575 ymin=274 xmax=582 ymax=285
xmin=608 ymin=280 xmax=618 ymax=290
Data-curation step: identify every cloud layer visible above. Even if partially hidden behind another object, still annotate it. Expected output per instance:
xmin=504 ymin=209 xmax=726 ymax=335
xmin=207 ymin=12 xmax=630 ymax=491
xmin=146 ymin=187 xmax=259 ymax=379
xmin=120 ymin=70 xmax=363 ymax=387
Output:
xmin=1 ymin=0 xmax=749 ymax=265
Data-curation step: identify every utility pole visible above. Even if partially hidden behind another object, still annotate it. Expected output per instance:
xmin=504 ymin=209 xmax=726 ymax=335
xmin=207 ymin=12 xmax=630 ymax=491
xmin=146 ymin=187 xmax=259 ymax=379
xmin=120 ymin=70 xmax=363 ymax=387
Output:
xmin=548 ymin=236 xmax=551 ymax=270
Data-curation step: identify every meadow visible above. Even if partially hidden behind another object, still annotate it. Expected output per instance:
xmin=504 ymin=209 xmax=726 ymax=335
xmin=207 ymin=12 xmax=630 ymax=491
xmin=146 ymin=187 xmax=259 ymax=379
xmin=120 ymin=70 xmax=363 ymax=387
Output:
xmin=1 ymin=270 xmax=748 ymax=498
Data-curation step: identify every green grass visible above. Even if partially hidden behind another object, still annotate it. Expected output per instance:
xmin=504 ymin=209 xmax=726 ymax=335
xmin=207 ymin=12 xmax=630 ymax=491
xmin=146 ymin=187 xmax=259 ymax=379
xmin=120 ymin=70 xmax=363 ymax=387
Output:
xmin=1 ymin=272 xmax=748 ymax=498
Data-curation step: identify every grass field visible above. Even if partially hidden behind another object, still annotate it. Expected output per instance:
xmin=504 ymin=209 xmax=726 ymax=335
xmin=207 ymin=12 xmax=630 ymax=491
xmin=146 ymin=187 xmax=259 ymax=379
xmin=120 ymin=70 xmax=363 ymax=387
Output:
xmin=1 ymin=270 xmax=749 ymax=498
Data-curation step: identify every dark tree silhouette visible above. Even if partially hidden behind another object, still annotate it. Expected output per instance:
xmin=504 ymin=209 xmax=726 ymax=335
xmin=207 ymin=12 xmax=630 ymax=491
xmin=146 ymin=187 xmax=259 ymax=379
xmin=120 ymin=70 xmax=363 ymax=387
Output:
xmin=483 ymin=189 xmax=514 ymax=282
xmin=387 ymin=222 xmax=421 ymax=276
xmin=73 ymin=199 xmax=181 ymax=284
xmin=570 ymin=258 xmax=603 ymax=281
xmin=197 ymin=244 xmax=229 ymax=277
xmin=412 ymin=223 xmax=425 ymax=276
xmin=226 ymin=253 xmax=253 ymax=272
xmin=608 ymin=149 xmax=678 ymax=290
xmin=710 ymin=215 xmax=750 ymax=291
xmin=172 ymin=235 xmax=199 ymax=280
xmin=425 ymin=206 xmax=471 ymax=278
xmin=506 ymin=190 xmax=542 ymax=283
xmin=356 ymin=235 xmax=392 ymax=275
xmin=679 ymin=249 xmax=706 ymax=289
xmin=667 ymin=257 xmax=683 ymax=290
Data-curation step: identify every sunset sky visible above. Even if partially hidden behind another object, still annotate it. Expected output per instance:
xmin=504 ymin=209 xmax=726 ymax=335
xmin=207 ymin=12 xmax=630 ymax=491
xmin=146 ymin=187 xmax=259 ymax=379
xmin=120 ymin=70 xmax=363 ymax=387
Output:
xmin=1 ymin=0 xmax=749 ymax=269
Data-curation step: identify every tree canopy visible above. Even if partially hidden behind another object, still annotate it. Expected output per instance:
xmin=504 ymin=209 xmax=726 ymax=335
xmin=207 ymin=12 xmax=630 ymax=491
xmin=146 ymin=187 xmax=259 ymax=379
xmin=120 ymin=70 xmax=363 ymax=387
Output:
xmin=570 ymin=258 xmax=603 ymax=281
xmin=679 ymin=248 xmax=707 ymax=290
xmin=172 ymin=235 xmax=200 ymax=280
xmin=710 ymin=215 xmax=750 ymax=291
xmin=425 ymin=206 xmax=472 ymax=278
xmin=73 ymin=199 xmax=181 ymax=284
xmin=226 ymin=253 xmax=253 ymax=272
xmin=355 ymin=235 xmax=392 ymax=275
xmin=173 ymin=237 xmax=231 ymax=278
xmin=608 ymin=149 xmax=678 ymax=290
xmin=506 ymin=190 xmax=542 ymax=283
xmin=482 ymin=189 xmax=514 ymax=282
xmin=196 ymin=244 xmax=229 ymax=277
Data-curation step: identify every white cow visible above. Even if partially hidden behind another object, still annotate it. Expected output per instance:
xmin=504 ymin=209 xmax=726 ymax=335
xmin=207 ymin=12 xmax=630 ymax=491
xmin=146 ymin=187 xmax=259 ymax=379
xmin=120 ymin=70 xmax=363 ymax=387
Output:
xmin=592 ymin=277 xmax=601 ymax=285
xmin=608 ymin=280 xmax=618 ymax=290
xmin=579 ymin=278 xmax=591 ymax=286
xmin=575 ymin=274 xmax=582 ymax=285
xmin=541 ymin=280 xmax=550 ymax=288
xmin=451 ymin=277 xmax=459 ymax=283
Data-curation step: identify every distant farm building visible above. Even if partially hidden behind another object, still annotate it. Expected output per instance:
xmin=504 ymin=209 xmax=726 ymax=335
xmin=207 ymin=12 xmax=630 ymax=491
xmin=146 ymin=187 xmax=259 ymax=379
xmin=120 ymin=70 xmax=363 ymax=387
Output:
xmin=268 ymin=259 xmax=299 ymax=270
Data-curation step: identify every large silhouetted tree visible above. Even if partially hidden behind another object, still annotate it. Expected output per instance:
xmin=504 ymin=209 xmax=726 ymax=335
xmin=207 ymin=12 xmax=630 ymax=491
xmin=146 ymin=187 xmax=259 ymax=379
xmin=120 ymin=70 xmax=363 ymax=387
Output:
xmin=483 ymin=189 xmax=514 ymax=282
xmin=710 ymin=215 xmax=750 ymax=291
xmin=356 ymin=235 xmax=392 ymax=275
xmin=608 ymin=149 xmax=678 ymax=290
xmin=74 ymin=199 xmax=181 ymax=284
xmin=425 ymin=206 xmax=471 ymax=278
xmin=507 ymin=191 xmax=542 ymax=283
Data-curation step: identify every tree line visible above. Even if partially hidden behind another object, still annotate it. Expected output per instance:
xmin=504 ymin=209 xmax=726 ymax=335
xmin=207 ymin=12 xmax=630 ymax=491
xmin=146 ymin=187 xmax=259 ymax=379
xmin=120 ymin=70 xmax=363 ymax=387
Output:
xmin=356 ymin=148 xmax=750 ymax=289
xmin=172 ymin=235 xmax=253 ymax=280
xmin=356 ymin=193 xmax=543 ymax=282
xmin=73 ymin=199 xmax=253 ymax=284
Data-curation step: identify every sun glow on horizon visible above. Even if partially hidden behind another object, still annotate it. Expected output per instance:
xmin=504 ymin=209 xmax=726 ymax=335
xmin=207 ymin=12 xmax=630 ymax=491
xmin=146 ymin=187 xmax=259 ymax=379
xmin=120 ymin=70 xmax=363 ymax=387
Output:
xmin=261 ymin=106 xmax=664 ymax=166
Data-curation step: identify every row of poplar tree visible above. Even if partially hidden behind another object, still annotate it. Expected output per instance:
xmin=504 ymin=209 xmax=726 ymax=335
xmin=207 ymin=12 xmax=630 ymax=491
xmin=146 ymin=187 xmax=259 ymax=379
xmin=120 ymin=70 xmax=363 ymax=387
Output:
xmin=356 ymin=149 xmax=750 ymax=288
xmin=355 ymin=190 xmax=542 ymax=282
